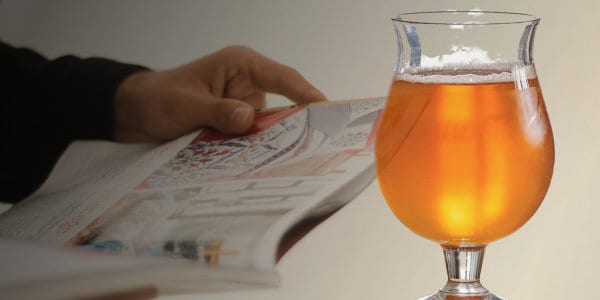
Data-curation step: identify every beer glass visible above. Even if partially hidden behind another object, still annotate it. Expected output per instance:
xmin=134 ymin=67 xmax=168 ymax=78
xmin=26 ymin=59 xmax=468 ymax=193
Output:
xmin=375 ymin=11 xmax=554 ymax=299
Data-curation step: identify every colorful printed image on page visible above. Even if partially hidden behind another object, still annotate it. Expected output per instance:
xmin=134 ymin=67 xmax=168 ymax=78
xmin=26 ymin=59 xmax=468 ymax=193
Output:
xmin=136 ymin=100 xmax=382 ymax=190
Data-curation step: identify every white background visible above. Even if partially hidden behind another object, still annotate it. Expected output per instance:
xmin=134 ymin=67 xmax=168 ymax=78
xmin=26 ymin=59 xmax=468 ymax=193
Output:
xmin=2 ymin=1 xmax=600 ymax=299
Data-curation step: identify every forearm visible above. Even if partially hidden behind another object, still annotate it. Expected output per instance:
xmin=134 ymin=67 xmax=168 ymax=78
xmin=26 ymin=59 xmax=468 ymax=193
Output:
xmin=2 ymin=41 xmax=147 ymax=140
xmin=1 ymin=41 xmax=148 ymax=203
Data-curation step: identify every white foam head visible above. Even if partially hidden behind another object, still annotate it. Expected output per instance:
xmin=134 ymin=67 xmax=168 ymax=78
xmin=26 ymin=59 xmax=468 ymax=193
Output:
xmin=396 ymin=63 xmax=537 ymax=84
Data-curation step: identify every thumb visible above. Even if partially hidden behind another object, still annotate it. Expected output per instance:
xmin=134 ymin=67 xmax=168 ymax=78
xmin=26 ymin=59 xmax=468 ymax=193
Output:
xmin=204 ymin=97 xmax=255 ymax=134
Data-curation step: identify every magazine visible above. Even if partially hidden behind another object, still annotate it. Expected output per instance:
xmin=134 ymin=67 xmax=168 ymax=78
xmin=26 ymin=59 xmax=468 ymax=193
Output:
xmin=0 ymin=97 xmax=384 ymax=300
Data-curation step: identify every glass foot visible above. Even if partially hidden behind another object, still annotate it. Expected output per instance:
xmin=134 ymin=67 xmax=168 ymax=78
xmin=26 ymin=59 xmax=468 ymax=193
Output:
xmin=418 ymin=292 xmax=504 ymax=300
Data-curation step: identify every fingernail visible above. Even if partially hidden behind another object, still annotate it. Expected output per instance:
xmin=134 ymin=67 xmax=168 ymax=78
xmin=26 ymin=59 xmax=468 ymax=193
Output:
xmin=230 ymin=106 xmax=253 ymax=131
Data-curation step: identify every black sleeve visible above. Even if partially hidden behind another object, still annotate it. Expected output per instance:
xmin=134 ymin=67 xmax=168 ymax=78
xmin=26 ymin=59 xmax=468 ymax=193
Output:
xmin=0 ymin=41 xmax=149 ymax=203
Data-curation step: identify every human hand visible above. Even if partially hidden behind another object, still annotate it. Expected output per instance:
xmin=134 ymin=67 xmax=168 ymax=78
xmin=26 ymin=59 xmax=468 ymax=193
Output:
xmin=114 ymin=46 xmax=326 ymax=143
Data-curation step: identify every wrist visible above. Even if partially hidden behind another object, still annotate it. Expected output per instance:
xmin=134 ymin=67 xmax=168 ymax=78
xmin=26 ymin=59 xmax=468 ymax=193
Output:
xmin=114 ymin=70 xmax=154 ymax=142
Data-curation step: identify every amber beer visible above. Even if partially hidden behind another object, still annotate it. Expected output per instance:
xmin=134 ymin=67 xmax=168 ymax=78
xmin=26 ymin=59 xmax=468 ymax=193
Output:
xmin=375 ymin=69 xmax=554 ymax=246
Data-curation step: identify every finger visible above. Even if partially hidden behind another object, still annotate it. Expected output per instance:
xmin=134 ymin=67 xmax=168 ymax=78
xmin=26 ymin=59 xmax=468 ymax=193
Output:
xmin=246 ymin=52 xmax=327 ymax=104
xmin=192 ymin=96 xmax=255 ymax=134
xmin=243 ymin=91 xmax=267 ymax=109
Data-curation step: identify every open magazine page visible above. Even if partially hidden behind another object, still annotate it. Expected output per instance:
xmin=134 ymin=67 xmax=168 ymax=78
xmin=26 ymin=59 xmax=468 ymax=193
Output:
xmin=0 ymin=134 xmax=196 ymax=244
xmin=82 ymin=97 xmax=385 ymax=271
xmin=0 ymin=238 xmax=278 ymax=300
xmin=0 ymin=97 xmax=385 ymax=297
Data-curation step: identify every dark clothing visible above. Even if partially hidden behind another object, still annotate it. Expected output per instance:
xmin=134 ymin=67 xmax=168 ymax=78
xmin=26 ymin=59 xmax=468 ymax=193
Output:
xmin=1 ymin=42 xmax=147 ymax=203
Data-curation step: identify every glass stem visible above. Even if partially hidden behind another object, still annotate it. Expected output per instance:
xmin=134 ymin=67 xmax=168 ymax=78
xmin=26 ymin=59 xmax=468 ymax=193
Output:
xmin=439 ymin=245 xmax=490 ymax=296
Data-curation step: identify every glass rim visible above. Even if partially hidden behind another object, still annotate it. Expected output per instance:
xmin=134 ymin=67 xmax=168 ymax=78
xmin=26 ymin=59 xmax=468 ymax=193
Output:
xmin=392 ymin=10 xmax=540 ymax=25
